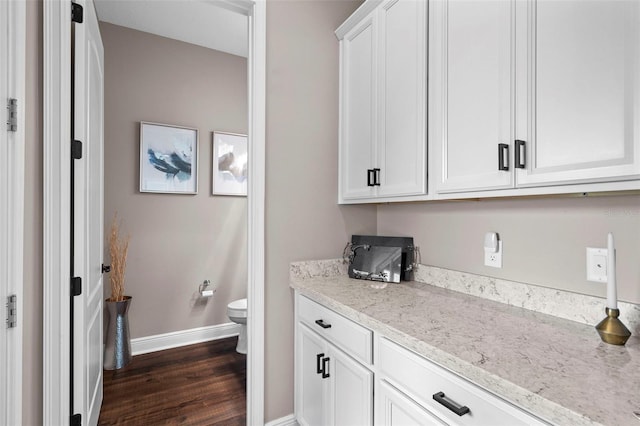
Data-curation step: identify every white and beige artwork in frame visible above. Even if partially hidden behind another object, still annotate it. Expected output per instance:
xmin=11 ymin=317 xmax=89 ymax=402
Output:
xmin=140 ymin=121 xmax=199 ymax=194
xmin=212 ymin=131 xmax=248 ymax=196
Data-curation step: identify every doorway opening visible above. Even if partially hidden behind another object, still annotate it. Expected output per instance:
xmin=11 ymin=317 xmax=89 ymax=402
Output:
xmin=43 ymin=0 xmax=265 ymax=424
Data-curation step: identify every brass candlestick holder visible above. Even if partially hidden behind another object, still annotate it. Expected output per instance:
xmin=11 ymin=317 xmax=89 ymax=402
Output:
xmin=595 ymin=307 xmax=631 ymax=346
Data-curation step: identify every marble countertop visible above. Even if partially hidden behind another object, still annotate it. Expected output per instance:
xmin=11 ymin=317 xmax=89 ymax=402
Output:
xmin=290 ymin=260 xmax=640 ymax=426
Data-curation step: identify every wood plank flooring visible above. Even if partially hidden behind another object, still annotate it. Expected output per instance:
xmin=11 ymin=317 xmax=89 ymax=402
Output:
xmin=98 ymin=337 xmax=246 ymax=425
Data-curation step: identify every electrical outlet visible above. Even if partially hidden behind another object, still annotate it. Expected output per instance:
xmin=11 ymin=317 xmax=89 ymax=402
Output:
xmin=484 ymin=241 xmax=503 ymax=268
xmin=586 ymin=248 xmax=608 ymax=282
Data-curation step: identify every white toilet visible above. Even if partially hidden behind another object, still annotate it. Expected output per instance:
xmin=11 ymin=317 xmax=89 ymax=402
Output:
xmin=227 ymin=298 xmax=247 ymax=354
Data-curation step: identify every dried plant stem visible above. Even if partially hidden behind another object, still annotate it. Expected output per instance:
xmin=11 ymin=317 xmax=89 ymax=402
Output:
xmin=108 ymin=214 xmax=130 ymax=302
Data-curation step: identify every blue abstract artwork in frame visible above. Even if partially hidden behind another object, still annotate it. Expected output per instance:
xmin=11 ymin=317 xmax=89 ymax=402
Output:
xmin=140 ymin=122 xmax=198 ymax=194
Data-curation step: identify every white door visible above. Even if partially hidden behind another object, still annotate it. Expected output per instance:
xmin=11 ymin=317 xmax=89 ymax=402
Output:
xmin=432 ymin=0 xmax=514 ymax=193
xmin=328 ymin=343 xmax=373 ymax=426
xmin=377 ymin=0 xmax=427 ymax=198
xmin=376 ymin=380 xmax=446 ymax=426
xmin=73 ymin=0 xmax=104 ymax=424
xmin=297 ymin=323 xmax=328 ymax=426
xmin=515 ymin=0 xmax=640 ymax=187
xmin=340 ymin=12 xmax=377 ymax=201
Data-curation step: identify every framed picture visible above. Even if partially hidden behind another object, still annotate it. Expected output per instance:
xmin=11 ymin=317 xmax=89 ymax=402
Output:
xmin=212 ymin=131 xmax=248 ymax=196
xmin=140 ymin=122 xmax=198 ymax=194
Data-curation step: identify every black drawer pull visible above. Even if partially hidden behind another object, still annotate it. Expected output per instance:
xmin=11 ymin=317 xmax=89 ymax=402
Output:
xmin=316 ymin=353 xmax=324 ymax=374
xmin=373 ymin=168 xmax=381 ymax=186
xmin=498 ymin=143 xmax=509 ymax=171
xmin=433 ymin=391 xmax=470 ymax=416
xmin=315 ymin=319 xmax=332 ymax=329
xmin=321 ymin=357 xmax=330 ymax=378
xmin=515 ymin=139 xmax=526 ymax=168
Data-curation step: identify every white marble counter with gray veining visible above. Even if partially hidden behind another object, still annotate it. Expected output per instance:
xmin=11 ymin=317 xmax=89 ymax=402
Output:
xmin=289 ymin=259 xmax=640 ymax=426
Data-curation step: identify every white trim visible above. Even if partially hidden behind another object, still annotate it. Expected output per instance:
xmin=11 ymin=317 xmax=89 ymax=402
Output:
xmin=335 ymin=0 xmax=383 ymax=40
xmin=43 ymin=0 xmax=72 ymax=424
xmin=131 ymin=323 xmax=241 ymax=356
xmin=214 ymin=0 xmax=255 ymax=15
xmin=1 ymin=0 xmax=25 ymax=424
xmin=265 ymin=414 xmax=298 ymax=426
xmin=246 ymin=1 xmax=266 ymax=425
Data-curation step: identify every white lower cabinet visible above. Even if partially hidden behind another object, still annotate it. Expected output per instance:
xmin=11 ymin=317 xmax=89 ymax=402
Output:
xmin=377 ymin=337 xmax=548 ymax=426
xmin=295 ymin=293 xmax=548 ymax=426
xmin=296 ymin=295 xmax=373 ymax=426
xmin=376 ymin=380 xmax=446 ymax=426
xmin=297 ymin=323 xmax=326 ymax=426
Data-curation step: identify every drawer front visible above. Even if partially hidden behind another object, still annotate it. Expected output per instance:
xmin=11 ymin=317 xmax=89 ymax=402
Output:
xmin=298 ymin=295 xmax=373 ymax=365
xmin=378 ymin=338 xmax=548 ymax=426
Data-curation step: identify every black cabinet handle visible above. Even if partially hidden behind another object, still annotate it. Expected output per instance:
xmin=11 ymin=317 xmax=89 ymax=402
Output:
xmin=433 ymin=392 xmax=470 ymax=416
xmin=373 ymin=168 xmax=381 ymax=186
xmin=102 ymin=264 xmax=111 ymax=273
xmin=321 ymin=357 xmax=330 ymax=378
xmin=515 ymin=140 xmax=526 ymax=169
xmin=498 ymin=143 xmax=509 ymax=171
xmin=367 ymin=169 xmax=375 ymax=187
xmin=315 ymin=319 xmax=332 ymax=329
xmin=316 ymin=353 xmax=324 ymax=374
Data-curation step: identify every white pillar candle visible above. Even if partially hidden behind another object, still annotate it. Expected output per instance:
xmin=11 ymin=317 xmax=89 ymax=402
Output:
xmin=607 ymin=232 xmax=617 ymax=310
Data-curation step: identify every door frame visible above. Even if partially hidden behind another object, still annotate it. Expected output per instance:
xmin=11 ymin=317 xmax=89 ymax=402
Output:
xmin=1 ymin=0 xmax=25 ymax=424
xmin=42 ymin=0 xmax=266 ymax=424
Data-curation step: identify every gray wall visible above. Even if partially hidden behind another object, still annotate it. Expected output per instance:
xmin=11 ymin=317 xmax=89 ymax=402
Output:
xmin=378 ymin=195 xmax=640 ymax=304
xmin=23 ymin=1 xmax=43 ymax=424
xmin=264 ymin=0 xmax=376 ymax=421
xmin=101 ymin=23 xmax=248 ymax=338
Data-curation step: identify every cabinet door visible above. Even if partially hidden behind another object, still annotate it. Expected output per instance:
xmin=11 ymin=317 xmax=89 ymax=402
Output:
xmin=376 ymin=380 xmax=446 ymax=426
xmin=377 ymin=0 xmax=427 ymax=197
xmin=328 ymin=344 xmax=373 ymax=426
xmin=340 ymin=12 xmax=377 ymax=200
xmin=515 ymin=0 xmax=640 ymax=186
xmin=432 ymin=0 xmax=515 ymax=193
xmin=297 ymin=324 xmax=327 ymax=426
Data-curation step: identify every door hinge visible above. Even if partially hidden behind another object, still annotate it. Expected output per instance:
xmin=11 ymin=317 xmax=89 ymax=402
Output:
xmin=6 ymin=295 xmax=17 ymax=328
xmin=71 ymin=2 xmax=83 ymax=23
xmin=72 ymin=139 xmax=83 ymax=160
xmin=70 ymin=413 xmax=82 ymax=426
xmin=6 ymin=98 xmax=17 ymax=132
xmin=71 ymin=277 xmax=82 ymax=296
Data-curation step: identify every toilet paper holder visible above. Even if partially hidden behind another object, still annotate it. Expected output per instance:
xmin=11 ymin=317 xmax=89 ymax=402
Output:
xmin=199 ymin=280 xmax=215 ymax=297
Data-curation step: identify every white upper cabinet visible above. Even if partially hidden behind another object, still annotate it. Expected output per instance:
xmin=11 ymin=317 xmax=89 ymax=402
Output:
xmin=433 ymin=0 xmax=640 ymax=195
xmin=376 ymin=0 xmax=427 ymax=197
xmin=432 ymin=0 xmax=515 ymax=193
xmin=337 ymin=0 xmax=427 ymax=203
xmin=515 ymin=0 xmax=640 ymax=186
xmin=340 ymin=13 xmax=377 ymax=200
xmin=339 ymin=0 xmax=640 ymax=202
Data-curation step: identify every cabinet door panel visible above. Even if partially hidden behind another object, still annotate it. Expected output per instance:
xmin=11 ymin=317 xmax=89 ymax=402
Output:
xmin=517 ymin=0 xmax=640 ymax=185
xmin=376 ymin=380 xmax=446 ymax=426
xmin=341 ymin=15 xmax=377 ymax=200
xmin=433 ymin=0 xmax=514 ymax=193
xmin=297 ymin=324 xmax=327 ymax=426
xmin=377 ymin=0 xmax=427 ymax=197
xmin=329 ymin=345 xmax=373 ymax=426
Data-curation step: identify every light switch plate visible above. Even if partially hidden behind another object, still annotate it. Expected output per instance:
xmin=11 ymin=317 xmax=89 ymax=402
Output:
xmin=586 ymin=247 xmax=608 ymax=283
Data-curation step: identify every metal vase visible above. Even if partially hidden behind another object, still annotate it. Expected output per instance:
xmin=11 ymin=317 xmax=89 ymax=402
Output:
xmin=104 ymin=296 xmax=132 ymax=370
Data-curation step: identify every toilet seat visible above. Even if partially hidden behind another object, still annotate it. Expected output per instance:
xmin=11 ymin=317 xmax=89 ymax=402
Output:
xmin=227 ymin=298 xmax=247 ymax=318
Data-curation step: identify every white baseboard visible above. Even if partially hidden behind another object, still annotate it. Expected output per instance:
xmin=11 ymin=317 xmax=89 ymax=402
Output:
xmin=265 ymin=414 xmax=298 ymax=426
xmin=131 ymin=322 xmax=241 ymax=356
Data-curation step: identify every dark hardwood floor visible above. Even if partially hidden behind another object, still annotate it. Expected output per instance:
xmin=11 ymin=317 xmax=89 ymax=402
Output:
xmin=98 ymin=337 xmax=246 ymax=425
